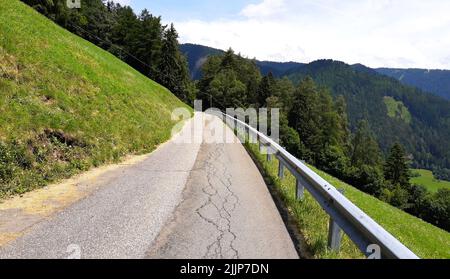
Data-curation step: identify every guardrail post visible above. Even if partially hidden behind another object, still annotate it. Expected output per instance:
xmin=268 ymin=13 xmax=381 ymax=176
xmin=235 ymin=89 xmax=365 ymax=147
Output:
xmin=267 ymin=151 xmax=272 ymax=162
xmin=328 ymin=189 xmax=345 ymax=252
xmin=278 ymin=160 xmax=285 ymax=179
xmin=259 ymin=140 xmax=264 ymax=154
xmin=328 ymin=218 xmax=342 ymax=252
xmin=295 ymin=178 xmax=305 ymax=200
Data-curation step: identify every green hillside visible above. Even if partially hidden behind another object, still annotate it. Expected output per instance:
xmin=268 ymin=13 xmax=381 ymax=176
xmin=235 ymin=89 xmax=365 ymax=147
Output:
xmin=411 ymin=169 xmax=450 ymax=193
xmin=383 ymin=96 xmax=412 ymax=124
xmin=0 ymin=0 xmax=190 ymax=198
xmin=285 ymin=60 xmax=450 ymax=174
xmin=248 ymin=143 xmax=450 ymax=259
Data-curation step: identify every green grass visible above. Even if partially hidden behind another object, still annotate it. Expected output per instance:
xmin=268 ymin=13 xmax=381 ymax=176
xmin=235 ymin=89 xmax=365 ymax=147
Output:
xmin=247 ymin=143 xmax=450 ymax=259
xmin=411 ymin=169 xmax=450 ymax=193
xmin=0 ymin=0 xmax=190 ymax=198
xmin=383 ymin=96 xmax=412 ymax=124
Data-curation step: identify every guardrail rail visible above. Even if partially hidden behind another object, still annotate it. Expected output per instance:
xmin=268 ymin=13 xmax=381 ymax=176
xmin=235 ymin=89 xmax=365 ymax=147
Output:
xmin=220 ymin=112 xmax=419 ymax=259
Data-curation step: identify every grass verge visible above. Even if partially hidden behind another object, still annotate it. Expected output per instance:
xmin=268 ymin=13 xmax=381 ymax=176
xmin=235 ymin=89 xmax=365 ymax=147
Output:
xmin=246 ymin=142 xmax=450 ymax=259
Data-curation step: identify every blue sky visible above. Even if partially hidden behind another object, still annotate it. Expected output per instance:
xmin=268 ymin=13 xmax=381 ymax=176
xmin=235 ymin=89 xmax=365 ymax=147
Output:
xmin=115 ymin=0 xmax=257 ymax=21
xmin=113 ymin=0 xmax=450 ymax=69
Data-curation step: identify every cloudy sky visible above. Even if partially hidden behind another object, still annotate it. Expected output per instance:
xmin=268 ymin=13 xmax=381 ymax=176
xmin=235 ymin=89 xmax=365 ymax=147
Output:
xmin=114 ymin=0 xmax=450 ymax=69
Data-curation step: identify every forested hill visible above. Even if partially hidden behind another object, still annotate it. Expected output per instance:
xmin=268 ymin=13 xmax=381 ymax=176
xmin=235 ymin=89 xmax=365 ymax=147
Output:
xmin=179 ymin=44 xmax=224 ymax=80
xmin=182 ymin=44 xmax=450 ymax=102
xmin=285 ymin=60 xmax=450 ymax=172
xmin=180 ymin=43 xmax=303 ymax=79
xmin=375 ymin=68 xmax=450 ymax=100
xmin=182 ymin=43 xmax=450 ymax=173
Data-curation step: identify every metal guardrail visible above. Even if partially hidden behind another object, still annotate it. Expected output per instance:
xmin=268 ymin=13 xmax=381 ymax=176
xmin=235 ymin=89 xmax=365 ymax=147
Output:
xmin=221 ymin=112 xmax=419 ymax=259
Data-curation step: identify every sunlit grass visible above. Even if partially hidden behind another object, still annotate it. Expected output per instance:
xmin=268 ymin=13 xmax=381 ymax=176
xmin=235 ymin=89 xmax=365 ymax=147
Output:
xmin=246 ymin=142 xmax=450 ymax=259
xmin=0 ymin=1 xmax=191 ymax=198
xmin=411 ymin=169 xmax=450 ymax=193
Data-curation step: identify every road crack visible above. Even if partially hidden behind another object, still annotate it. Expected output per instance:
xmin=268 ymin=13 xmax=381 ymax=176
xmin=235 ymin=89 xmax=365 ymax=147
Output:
xmin=196 ymin=143 xmax=240 ymax=259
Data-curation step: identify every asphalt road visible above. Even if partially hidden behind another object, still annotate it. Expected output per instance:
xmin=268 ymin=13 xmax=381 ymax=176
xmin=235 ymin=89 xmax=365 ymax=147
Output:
xmin=0 ymin=113 xmax=298 ymax=259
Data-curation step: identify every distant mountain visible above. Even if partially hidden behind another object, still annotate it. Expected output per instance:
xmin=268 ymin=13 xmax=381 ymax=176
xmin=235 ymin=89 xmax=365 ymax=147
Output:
xmin=181 ymin=44 xmax=450 ymax=102
xmin=180 ymin=43 xmax=303 ymax=79
xmin=285 ymin=59 xmax=450 ymax=171
xmin=256 ymin=60 xmax=305 ymax=76
xmin=375 ymin=68 xmax=450 ymax=100
xmin=179 ymin=44 xmax=224 ymax=80
xmin=182 ymin=43 xmax=450 ymax=171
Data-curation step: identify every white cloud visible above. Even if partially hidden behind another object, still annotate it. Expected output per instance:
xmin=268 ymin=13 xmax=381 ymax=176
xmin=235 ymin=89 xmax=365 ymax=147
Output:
xmin=175 ymin=0 xmax=450 ymax=69
xmin=240 ymin=0 xmax=286 ymax=18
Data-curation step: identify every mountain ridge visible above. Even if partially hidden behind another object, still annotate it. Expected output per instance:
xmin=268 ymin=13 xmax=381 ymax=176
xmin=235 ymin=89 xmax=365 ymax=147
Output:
xmin=181 ymin=44 xmax=450 ymax=173
xmin=181 ymin=43 xmax=450 ymax=100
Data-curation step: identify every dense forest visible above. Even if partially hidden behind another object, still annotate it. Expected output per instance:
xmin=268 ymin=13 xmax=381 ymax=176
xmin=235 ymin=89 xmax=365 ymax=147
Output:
xmin=285 ymin=61 xmax=450 ymax=173
xmin=21 ymin=1 xmax=449 ymax=231
xmin=180 ymin=43 xmax=305 ymax=79
xmin=377 ymin=68 xmax=450 ymax=101
xmin=182 ymin=44 xmax=450 ymax=180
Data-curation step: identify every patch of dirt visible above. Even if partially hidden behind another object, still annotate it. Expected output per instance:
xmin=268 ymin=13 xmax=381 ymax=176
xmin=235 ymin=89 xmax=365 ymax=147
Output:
xmin=0 ymin=233 xmax=21 ymax=247
xmin=43 ymin=129 xmax=87 ymax=148
xmin=40 ymin=95 xmax=55 ymax=105
xmin=0 ymin=48 xmax=21 ymax=81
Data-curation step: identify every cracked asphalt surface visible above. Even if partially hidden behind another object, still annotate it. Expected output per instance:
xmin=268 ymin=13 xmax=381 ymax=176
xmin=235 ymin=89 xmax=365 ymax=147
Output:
xmin=0 ymin=113 xmax=298 ymax=259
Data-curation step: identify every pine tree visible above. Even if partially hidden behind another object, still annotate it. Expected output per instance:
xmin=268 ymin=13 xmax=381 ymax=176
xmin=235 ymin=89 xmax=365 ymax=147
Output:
xmin=110 ymin=6 xmax=140 ymax=62
xmin=157 ymin=24 xmax=193 ymax=103
xmin=134 ymin=9 xmax=163 ymax=78
xmin=257 ymin=72 xmax=275 ymax=107
xmin=220 ymin=48 xmax=237 ymax=70
xmin=288 ymin=77 xmax=322 ymax=162
xmin=335 ymin=95 xmax=351 ymax=155
xmin=351 ymin=120 xmax=382 ymax=168
xmin=206 ymin=69 xmax=246 ymax=108
xmin=384 ymin=143 xmax=411 ymax=188
xmin=317 ymin=89 xmax=342 ymax=148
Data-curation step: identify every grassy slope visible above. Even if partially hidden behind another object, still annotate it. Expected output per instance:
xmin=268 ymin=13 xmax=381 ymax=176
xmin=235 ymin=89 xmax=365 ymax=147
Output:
xmin=0 ymin=1 xmax=190 ymax=197
xmin=383 ymin=96 xmax=412 ymax=124
xmin=247 ymin=143 xmax=450 ymax=259
xmin=411 ymin=169 xmax=450 ymax=193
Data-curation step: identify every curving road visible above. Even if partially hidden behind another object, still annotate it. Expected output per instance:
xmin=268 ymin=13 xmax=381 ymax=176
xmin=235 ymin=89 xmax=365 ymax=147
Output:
xmin=0 ymin=113 xmax=298 ymax=259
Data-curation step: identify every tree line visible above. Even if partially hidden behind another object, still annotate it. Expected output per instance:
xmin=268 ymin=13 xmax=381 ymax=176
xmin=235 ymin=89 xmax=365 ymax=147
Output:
xmin=22 ymin=1 xmax=449 ymax=231
xmin=286 ymin=60 xmax=450 ymax=177
xmin=198 ymin=49 xmax=449 ymax=231
xmin=21 ymin=0 xmax=195 ymax=103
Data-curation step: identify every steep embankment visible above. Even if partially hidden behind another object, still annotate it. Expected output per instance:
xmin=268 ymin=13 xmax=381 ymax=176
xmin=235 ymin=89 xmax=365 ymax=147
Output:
xmin=247 ymin=143 xmax=450 ymax=259
xmin=0 ymin=1 xmax=190 ymax=197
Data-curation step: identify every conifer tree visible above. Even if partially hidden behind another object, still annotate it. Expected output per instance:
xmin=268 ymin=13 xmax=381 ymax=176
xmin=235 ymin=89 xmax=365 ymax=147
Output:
xmin=157 ymin=24 xmax=193 ymax=103
xmin=351 ymin=120 xmax=382 ymax=168
xmin=288 ymin=77 xmax=322 ymax=162
xmin=257 ymin=72 xmax=275 ymax=107
xmin=384 ymin=143 xmax=411 ymax=188
xmin=335 ymin=95 xmax=351 ymax=154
